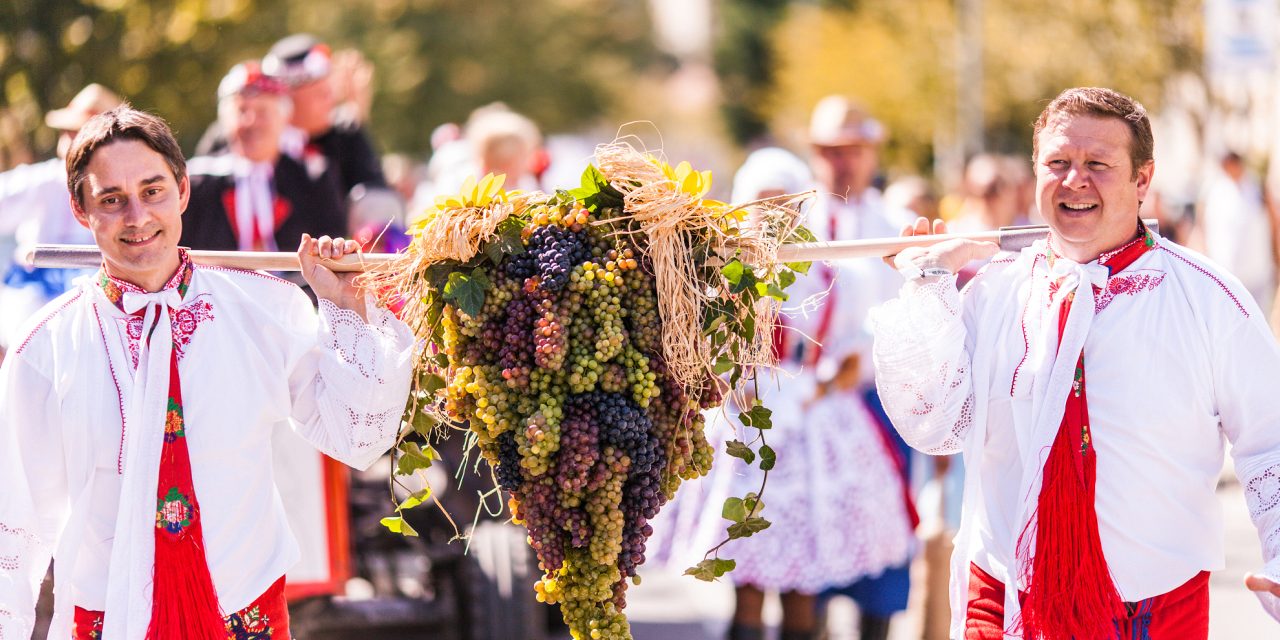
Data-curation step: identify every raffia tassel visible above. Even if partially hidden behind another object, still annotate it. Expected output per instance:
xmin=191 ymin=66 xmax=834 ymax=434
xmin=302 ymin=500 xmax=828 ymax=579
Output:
xmin=146 ymin=530 xmax=225 ymax=640
xmin=1016 ymin=420 xmax=1124 ymax=640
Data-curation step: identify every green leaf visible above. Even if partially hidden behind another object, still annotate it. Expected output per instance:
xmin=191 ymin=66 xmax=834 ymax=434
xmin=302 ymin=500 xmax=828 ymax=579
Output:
xmin=684 ymin=557 xmax=736 ymax=582
xmin=777 ymin=269 xmax=797 ymax=290
xmin=721 ymin=497 xmax=746 ymax=523
xmin=742 ymin=492 xmax=764 ymax=515
xmin=759 ymin=445 xmax=777 ymax=471
xmin=410 ymin=410 xmax=441 ymax=438
xmin=443 ymin=272 xmax=485 ymax=317
xmin=725 ymin=439 xmax=755 ymax=464
xmin=426 ymin=262 xmax=457 ymax=291
xmin=470 ymin=266 xmax=492 ymax=290
xmin=720 ymin=259 xmax=745 ymax=288
xmin=764 ymin=283 xmax=789 ymax=301
xmin=712 ymin=355 xmax=735 ymax=375
xmin=745 ymin=405 xmax=773 ymax=430
xmin=727 ymin=516 xmax=771 ymax=539
xmin=398 ymin=488 xmax=432 ymax=511
xmin=419 ymin=372 xmax=447 ymax=395
xmin=785 ymin=261 xmax=813 ymax=275
xmin=396 ymin=441 xmax=436 ymax=475
xmin=790 ymin=225 xmax=817 ymax=243
xmin=380 ymin=516 xmax=419 ymax=537
xmin=430 ymin=352 xmax=450 ymax=369
xmin=496 ymin=218 xmax=526 ymax=255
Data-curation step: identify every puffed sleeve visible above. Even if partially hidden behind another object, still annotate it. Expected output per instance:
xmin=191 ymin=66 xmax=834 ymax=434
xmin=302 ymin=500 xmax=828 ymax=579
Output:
xmin=869 ymin=275 xmax=977 ymax=455
xmin=286 ymin=294 xmax=416 ymax=470
xmin=0 ymin=351 xmax=70 ymax=638
xmin=1214 ymin=308 xmax=1280 ymax=622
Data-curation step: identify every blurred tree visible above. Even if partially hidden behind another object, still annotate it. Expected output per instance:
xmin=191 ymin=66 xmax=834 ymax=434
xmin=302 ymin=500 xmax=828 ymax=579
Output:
xmin=0 ymin=0 xmax=657 ymax=165
xmin=767 ymin=0 xmax=1203 ymax=175
xmin=715 ymin=0 xmax=790 ymax=146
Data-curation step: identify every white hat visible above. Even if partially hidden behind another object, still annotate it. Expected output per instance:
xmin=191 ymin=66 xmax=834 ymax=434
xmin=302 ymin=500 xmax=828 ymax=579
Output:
xmin=808 ymin=95 xmax=885 ymax=147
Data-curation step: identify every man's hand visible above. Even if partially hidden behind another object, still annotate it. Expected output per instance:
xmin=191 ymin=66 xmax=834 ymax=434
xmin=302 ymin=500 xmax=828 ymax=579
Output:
xmin=1246 ymin=572 xmax=1280 ymax=597
xmin=299 ymin=233 xmax=367 ymax=321
xmin=885 ymin=217 xmax=999 ymax=276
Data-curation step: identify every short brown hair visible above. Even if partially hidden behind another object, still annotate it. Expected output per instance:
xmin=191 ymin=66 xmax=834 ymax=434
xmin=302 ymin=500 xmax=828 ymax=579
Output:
xmin=66 ymin=105 xmax=187 ymax=207
xmin=1032 ymin=87 xmax=1153 ymax=178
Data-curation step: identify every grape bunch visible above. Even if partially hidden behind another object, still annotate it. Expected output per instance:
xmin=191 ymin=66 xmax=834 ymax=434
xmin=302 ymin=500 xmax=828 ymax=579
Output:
xmin=441 ymin=202 xmax=715 ymax=639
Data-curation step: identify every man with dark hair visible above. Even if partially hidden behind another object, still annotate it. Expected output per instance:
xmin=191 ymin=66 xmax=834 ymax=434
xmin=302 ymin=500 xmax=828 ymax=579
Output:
xmin=0 ymin=104 xmax=413 ymax=639
xmin=873 ymin=86 xmax=1280 ymax=638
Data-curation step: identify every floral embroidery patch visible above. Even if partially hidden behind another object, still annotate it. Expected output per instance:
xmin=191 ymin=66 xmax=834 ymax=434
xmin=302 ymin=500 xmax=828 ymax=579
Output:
xmin=72 ymin=608 xmax=105 ymax=640
xmin=165 ymin=397 xmax=186 ymax=443
xmin=156 ymin=486 xmax=194 ymax=535
xmin=225 ymin=605 xmax=273 ymax=639
xmin=1094 ymin=269 xmax=1166 ymax=312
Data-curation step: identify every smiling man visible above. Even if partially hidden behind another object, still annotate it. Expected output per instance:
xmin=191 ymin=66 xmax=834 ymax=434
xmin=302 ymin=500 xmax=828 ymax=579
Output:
xmin=871 ymin=87 xmax=1280 ymax=638
xmin=0 ymin=105 xmax=413 ymax=639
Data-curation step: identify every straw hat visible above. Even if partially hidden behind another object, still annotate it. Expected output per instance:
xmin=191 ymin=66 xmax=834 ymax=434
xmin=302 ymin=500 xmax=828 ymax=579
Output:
xmin=45 ymin=83 xmax=123 ymax=131
xmin=808 ymin=95 xmax=886 ymax=147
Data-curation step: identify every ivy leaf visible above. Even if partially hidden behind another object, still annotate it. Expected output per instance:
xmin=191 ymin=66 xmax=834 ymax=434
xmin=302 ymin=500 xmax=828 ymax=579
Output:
xmin=684 ymin=557 xmax=736 ymax=582
xmin=721 ymin=497 xmax=746 ymax=523
xmin=742 ymin=492 xmax=764 ymax=515
xmin=745 ymin=405 xmax=773 ymax=430
xmin=712 ymin=355 xmax=735 ymax=375
xmin=443 ymin=271 xmax=485 ymax=317
xmin=725 ymin=439 xmax=755 ymax=464
xmin=396 ymin=441 xmax=436 ymax=475
xmin=430 ymin=352 xmax=450 ymax=369
xmin=785 ymin=261 xmax=813 ymax=275
xmin=426 ymin=262 xmax=456 ymax=291
xmin=398 ymin=488 xmax=432 ymax=511
xmin=727 ymin=516 xmax=771 ymax=540
xmin=470 ymin=266 xmax=492 ymax=290
xmin=759 ymin=445 xmax=777 ymax=471
xmin=764 ymin=283 xmax=789 ymax=301
xmin=380 ymin=516 xmax=419 ymax=537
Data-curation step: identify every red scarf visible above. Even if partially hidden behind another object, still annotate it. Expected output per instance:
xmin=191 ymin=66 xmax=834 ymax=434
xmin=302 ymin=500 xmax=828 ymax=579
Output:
xmin=99 ymin=253 xmax=225 ymax=639
xmin=1018 ymin=225 xmax=1156 ymax=640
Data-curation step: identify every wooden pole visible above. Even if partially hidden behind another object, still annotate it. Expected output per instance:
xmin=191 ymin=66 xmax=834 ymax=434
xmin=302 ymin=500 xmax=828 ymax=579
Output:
xmin=29 ymin=220 xmax=1157 ymax=272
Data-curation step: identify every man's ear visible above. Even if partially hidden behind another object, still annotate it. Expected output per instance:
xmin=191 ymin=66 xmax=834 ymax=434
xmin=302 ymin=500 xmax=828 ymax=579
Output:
xmin=69 ymin=194 xmax=90 ymax=229
xmin=1135 ymin=159 xmax=1154 ymax=202
xmin=178 ymin=175 xmax=190 ymax=214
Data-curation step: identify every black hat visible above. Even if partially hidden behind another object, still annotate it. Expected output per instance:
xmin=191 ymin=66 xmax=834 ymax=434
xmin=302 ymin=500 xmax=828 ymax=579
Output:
xmin=262 ymin=34 xmax=332 ymax=88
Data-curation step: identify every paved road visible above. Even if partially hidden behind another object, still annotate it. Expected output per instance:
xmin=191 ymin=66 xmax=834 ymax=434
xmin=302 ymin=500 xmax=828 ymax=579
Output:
xmin=623 ymin=480 xmax=1275 ymax=639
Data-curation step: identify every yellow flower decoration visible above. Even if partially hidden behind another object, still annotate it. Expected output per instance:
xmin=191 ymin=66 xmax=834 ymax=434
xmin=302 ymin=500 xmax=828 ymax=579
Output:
xmin=409 ymin=173 xmax=521 ymax=235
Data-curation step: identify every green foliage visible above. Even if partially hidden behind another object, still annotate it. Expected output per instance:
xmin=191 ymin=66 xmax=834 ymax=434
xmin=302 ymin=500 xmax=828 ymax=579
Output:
xmin=0 ymin=0 xmax=658 ymax=160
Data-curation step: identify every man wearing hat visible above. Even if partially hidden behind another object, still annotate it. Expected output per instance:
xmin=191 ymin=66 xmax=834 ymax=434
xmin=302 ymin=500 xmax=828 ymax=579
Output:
xmin=182 ymin=61 xmax=346 ymax=255
xmin=804 ymin=95 xmax=919 ymax=640
xmin=0 ymin=83 xmax=122 ymax=359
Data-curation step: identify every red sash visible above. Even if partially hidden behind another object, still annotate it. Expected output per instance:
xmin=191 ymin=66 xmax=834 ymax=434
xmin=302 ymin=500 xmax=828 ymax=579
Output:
xmin=1016 ymin=226 xmax=1156 ymax=639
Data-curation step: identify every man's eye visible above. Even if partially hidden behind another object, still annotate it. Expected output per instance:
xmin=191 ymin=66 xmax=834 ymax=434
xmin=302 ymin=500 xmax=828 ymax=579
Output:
xmin=1047 ymin=160 xmax=1068 ymax=168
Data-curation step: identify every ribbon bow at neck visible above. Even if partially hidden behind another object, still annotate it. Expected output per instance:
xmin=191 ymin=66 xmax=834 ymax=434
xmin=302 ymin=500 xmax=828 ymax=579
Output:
xmin=104 ymin=286 xmax=183 ymax=639
xmin=1048 ymin=258 xmax=1110 ymax=304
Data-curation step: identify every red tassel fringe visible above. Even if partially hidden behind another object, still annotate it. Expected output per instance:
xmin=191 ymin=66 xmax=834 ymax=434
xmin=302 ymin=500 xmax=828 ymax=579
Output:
xmin=1016 ymin=419 xmax=1124 ymax=640
xmin=146 ymin=526 xmax=226 ymax=639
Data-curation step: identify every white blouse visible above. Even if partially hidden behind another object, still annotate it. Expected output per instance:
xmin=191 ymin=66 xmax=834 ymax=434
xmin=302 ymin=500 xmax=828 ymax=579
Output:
xmin=0 ymin=265 xmax=414 ymax=639
xmin=871 ymin=236 xmax=1280 ymax=637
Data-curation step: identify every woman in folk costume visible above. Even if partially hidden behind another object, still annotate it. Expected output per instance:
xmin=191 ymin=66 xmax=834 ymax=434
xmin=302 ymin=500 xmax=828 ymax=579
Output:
xmin=873 ymin=87 xmax=1280 ymax=639
xmin=0 ymin=106 xmax=414 ymax=639
xmin=646 ymin=147 xmax=915 ymax=640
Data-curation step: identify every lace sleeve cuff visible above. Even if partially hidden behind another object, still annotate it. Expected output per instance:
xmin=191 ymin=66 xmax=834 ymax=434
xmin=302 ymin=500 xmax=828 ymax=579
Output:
xmin=870 ymin=275 xmax=975 ymax=455
xmin=316 ymin=297 xmax=415 ymax=401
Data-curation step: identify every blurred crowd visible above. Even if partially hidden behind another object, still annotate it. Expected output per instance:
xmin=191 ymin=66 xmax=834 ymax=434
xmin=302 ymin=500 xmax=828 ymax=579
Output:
xmin=4 ymin=33 xmax=1280 ymax=640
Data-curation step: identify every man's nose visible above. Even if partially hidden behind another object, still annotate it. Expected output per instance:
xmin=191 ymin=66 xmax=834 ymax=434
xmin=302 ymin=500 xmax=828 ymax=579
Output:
xmin=1063 ymin=165 xmax=1090 ymax=188
xmin=122 ymin=197 xmax=148 ymax=224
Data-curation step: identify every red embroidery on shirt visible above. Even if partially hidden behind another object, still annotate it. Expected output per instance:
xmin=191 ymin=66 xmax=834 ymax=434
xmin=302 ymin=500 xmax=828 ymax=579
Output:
xmin=1093 ymin=269 xmax=1166 ymax=312
xmin=196 ymin=264 xmax=295 ymax=287
xmin=93 ymin=306 xmax=128 ymax=474
xmin=1158 ymin=246 xmax=1250 ymax=318
xmin=13 ymin=291 xmax=83 ymax=356
xmin=120 ymin=295 xmax=215 ymax=369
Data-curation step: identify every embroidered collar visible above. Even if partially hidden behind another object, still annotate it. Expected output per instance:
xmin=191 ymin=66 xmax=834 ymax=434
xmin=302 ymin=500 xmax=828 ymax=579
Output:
xmin=98 ymin=249 xmax=194 ymax=313
xmin=1046 ymin=220 xmax=1154 ymax=277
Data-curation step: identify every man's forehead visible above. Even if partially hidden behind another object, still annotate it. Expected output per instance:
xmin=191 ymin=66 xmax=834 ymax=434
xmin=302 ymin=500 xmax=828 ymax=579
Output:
xmin=1037 ymin=114 xmax=1132 ymax=154
xmin=84 ymin=141 xmax=175 ymax=190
